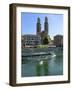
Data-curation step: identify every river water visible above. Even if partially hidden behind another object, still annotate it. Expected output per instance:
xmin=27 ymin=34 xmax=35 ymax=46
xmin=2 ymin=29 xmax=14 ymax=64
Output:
xmin=21 ymin=47 xmax=63 ymax=77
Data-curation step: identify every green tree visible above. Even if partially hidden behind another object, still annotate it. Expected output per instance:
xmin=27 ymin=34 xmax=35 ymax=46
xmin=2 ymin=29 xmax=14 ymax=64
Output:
xmin=43 ymin=36 xmax=49 ymax=45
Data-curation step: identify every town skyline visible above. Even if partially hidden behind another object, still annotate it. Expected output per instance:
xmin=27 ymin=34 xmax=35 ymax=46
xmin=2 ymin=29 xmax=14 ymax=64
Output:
xmin=21 ymin=12 xmax=63 ymax=39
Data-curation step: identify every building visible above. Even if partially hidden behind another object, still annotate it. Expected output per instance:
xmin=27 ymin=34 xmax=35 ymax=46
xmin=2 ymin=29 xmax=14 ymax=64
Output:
xmin=22 ymin=17 xmax=49 ymax=47
xmin=22 ymin=35 xmax=41 ymax=47
xmin=54 ymin=35 xmax=63 ymax=47
xmin=44 ymin=17 xmax=48 ymax=36
xmin=36 ymin=17 xmax=41 ymax=36
xmin=36 ymin=17 xmax=48 ymax=37
xmin=41 ymin=31 xmax=46 ymax=44
xmin=36 ymin=17 xmax=49 ymax=44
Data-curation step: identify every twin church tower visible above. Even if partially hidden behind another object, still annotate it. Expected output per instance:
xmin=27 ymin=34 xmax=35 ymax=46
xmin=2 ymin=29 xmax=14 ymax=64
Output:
xmin=36 ymin=17 xmax=48 ymax=37
xmin=21 ymin=16 xmax=49 ymax=47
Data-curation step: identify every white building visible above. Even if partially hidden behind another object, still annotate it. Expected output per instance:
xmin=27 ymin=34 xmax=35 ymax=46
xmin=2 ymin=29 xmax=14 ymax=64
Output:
xmin=22 ymin=35 xmax=41 ymax=47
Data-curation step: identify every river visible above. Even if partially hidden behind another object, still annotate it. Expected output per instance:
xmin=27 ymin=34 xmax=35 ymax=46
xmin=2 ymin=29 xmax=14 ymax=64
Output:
xmin=21 ymin=47 xmax=63 ymax=77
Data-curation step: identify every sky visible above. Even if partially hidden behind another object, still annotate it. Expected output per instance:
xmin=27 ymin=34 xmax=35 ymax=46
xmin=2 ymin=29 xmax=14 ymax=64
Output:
xmin=21 ymin=12 xmax=63 ymax=39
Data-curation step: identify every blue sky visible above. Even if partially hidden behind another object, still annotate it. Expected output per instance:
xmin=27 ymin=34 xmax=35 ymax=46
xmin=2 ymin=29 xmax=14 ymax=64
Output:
xmin=21 ymin=12 xmax=63 ymax=39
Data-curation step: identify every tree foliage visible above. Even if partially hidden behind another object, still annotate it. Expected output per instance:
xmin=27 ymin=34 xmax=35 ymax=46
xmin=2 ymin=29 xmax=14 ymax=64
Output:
xmin=43 ymin=36 xmax=49 ymax=45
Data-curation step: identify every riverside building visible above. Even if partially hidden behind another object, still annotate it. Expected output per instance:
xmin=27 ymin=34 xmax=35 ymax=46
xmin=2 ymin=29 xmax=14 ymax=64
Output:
xmin=22 ymin=17 xmax=49 ymax=47
xmin=22 ymin=35 xmax=41 ymax=47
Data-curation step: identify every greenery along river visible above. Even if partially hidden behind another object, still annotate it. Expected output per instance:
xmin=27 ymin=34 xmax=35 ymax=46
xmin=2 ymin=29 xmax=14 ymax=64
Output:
xmin=21 ymin=47 xmax=63 ymax=77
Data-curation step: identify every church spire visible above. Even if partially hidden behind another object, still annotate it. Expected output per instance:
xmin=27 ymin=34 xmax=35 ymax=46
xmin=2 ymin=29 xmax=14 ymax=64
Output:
xmin=44 ymin=17 xmax=48 ymax=35
xmin=36 ymin=17 xmax=41 ymax=36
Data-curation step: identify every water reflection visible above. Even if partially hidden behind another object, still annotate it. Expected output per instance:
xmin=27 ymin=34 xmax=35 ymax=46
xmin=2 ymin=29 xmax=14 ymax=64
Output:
xmin=36 ymin=62 xmax=42 ymax=76
xmin=43 ymin=61 xmax=48 ymax=76
xmin=36 ymin=60 xmax=49 ymax=76
xmin=21 ymin=47 xmax=63 ymax=77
